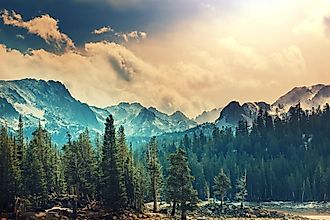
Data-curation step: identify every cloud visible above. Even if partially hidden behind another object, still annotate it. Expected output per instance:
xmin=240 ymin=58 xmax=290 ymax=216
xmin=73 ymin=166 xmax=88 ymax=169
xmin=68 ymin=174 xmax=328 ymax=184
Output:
xmin=1 ymin=9 xmax=75 ymax=50
xmin=115 ymin=31 xmax=147 ymax=42
xmin=218 ymin=37 xmax=268 ymax=70
xmin=92 ymin=26 xmax=114 ymax=35
xmin=15 ymin=34 xmax=25 ymax=40
xmin=272 ymin=45 xmax=307 ymax=75
xmin=0 ymin=41 xmax=192 ymax=115
xmin=292 ymin=1 xmax=330 ymax=38
xmin=1 ymin=0 xmax=330 ymax=117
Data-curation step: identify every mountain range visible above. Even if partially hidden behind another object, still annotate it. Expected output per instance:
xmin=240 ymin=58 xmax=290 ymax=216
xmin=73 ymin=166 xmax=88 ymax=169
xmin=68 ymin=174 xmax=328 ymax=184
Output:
xmin=215 ymin=84 xmax=330 ymax=129
xmin=1 ymin=79 xmax=330 ymax=145
xmin=0 ymin=79 xmax=197 ymax=144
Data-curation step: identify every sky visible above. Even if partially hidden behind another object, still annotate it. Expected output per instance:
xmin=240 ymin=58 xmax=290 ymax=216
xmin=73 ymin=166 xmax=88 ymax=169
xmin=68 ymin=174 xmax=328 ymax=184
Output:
xmin=0 ymin=0 xmax=330 ymax=117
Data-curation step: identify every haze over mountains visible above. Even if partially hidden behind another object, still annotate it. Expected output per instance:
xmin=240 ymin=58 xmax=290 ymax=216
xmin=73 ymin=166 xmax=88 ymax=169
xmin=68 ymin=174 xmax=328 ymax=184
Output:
xmin=1 ymin=79 xmax=330 ymax=144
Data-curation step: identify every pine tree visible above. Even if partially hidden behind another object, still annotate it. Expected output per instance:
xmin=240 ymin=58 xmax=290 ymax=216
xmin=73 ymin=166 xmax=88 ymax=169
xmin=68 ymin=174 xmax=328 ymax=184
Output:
xmin=147 ymin=136 xmax=162 ymax=212
xmin=62 ymin=129 xmax=98 ymax=211
xmin=125 ymin=144 xmax=135 ymax=207
xmin=53 ymin=148 xmax=65 ymax=194
xmin=166 ymin=148 xmax=198 ymax=220
xmin=8 ymin=133 xmax=21 ymax=203
xmin=132 ymin=159 xmax=145 ymax=211
xmin=101 ymin=115 xmax=126 ymax=210
xmin=94 ymin=132 xmax=103 ymax=200
xmin=23 ymin=123 xmax=48 ymax=206
xmin=213 ymin=169 xmax=231 ymax=206
xmin=117 ymin=126 xmax=128 ymax=205
xmin=62 ymin=131 xmax=79 ymax=217
xmin=76 ymin=129 xmax=97 ymax=198
xmin=236 ymin=172 xmax=248 ymax=208
xmin=14 ymin=115 xmax=25 ymax=196
xmin=0 ymin=125 xmax=13 ymax=210
xmin=16 ymin=115 xmax=25 ymax=169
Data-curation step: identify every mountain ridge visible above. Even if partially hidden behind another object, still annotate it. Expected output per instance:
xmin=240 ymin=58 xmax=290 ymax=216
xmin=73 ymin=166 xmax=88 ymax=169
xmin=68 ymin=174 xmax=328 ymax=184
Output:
xmin=0 ymin=78 xmax=197 ymax=144
xmin=1 ymin=78 xmax=330 ymax=145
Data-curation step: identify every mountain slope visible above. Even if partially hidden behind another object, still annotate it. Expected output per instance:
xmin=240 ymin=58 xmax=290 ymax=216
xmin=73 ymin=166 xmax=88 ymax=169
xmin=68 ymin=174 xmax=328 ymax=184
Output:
xmin=195 ymin=108 xmax=222 ymax=124
xmin=91 ymin=103 xmax=197 ymax=137
xmin=215 ymin=84 xmax=330 ymax=129
xmin=0 ymin=78 xmax=197 ymax=144
xmin=215 ymin=101 xmax=270 ymax=128
xmin=2 ymin=79 xmax=330 ymax=145
xmin=271 ymin=84 xmax=329 ymax=112
xmin=0 ymin=79 xmax=101 ymax=144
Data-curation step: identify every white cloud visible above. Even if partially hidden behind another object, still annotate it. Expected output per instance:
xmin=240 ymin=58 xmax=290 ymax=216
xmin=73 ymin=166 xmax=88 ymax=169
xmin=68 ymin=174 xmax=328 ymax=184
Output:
xmin=272 ymin=45 xmax=307 ymax=75
xmin=16 ymin=34 xmax=25 ymax=40
xmin=292 ymin=1 xmax=330 ymax=38
xmin=1 ymin=9 xmax=75 ymax=50
xmin=92 ymin=26 xmax=114 ymax=35
xmin=0 ymin=41 xmax=193 ymax=115
xmin=116 ymin=31 xmax=147 ymax=42
xmin=218 ymin=37 xmax=268 ymax=70
xmin=2 ymin=0 xmax=330 ymax=117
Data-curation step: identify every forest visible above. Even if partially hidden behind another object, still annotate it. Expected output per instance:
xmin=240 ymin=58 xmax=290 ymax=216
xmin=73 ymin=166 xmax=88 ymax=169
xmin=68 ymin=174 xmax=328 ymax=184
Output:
xmin=154 ymin=103 xmax=330 ymax=202
xmin=1 ymin=103 xmax=330 ymax=219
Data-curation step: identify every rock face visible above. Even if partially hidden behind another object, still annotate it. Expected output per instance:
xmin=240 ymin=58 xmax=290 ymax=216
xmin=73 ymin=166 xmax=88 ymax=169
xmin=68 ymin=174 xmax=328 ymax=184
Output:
xmin=215 ymin=101 xmax=270 ymax=129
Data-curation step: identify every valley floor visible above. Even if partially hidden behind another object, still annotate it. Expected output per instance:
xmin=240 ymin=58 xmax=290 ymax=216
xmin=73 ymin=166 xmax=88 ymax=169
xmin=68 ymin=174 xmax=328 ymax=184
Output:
xmin=2 ymin=201 xmax=330 ymax=220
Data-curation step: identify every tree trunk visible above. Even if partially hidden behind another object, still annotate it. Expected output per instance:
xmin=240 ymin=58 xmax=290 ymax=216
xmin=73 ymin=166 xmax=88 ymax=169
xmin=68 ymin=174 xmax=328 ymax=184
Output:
xmin=73 ymin=198 xmax=78 ymax=219
xmin=73 ymin=186 xmax=78 ymax=219
xmin=171 ymin=201 xmax=176 ymax=216
xmin=221 ymin=195 xmax=224 ymax=207
xmin=152 ymin=176 xmax=158 ymax=212
xmin=181 ymin=203 xmax=187 ymax=220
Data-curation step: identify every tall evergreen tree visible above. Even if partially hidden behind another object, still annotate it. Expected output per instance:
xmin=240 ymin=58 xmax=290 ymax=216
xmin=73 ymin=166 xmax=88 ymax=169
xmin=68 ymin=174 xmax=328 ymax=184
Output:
xmin=147 ymin=137 xmax=162 ymax=212
xmin=23 ymin=123 xmax=51 ymax=206
xmin=0 ymin=125 xmax=14 ymax=210
xmin=166 ymin=148 xmax=198 ymax=220
xmin=16 ymin=115 xmax=25 ymax=169
xmin=236 ymin=172 xmax=248 ymax=208
xmin=101 ymin=115 xmax=126 ymax=210
xmin=213 ymin=169 xmax=231 ymax=206
xmin=75 ymin=129 xmax=97 ymax=198
xmin=117 ymin=126 xmax=128 ymax=205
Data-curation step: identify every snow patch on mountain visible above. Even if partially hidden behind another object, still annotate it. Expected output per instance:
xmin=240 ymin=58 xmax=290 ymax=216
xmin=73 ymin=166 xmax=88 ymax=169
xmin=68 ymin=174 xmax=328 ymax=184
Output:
xmin=271 ymin=84 xmax=329 ymax=113
xmin=14 ymin=103 xmax=45 ymax=119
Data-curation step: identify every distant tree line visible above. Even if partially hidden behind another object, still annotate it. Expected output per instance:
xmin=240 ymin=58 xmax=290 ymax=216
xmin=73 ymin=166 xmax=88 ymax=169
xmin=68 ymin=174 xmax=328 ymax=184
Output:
xmin=155 ymin=103 xmax=330 ymax=202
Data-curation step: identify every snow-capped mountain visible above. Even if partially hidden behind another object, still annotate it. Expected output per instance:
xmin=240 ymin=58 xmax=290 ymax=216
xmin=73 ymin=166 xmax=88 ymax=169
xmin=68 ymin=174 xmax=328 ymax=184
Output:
xmin=194 ymin=108 xmax=222 ymax=124
xmin=0 ymin=79 xmax=101 ymax=144
xmin=1 ymin=79 xmax=330 ymax=145
xmin=215 ymin=84 xmax=330 ymax=129
xmin=91 ymin=103 xmax=197 ymax=137
xmin=0 ymin=79 xmax=197 ymax=144
xmin=271 ymin=84 xmax=330 ymax=113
